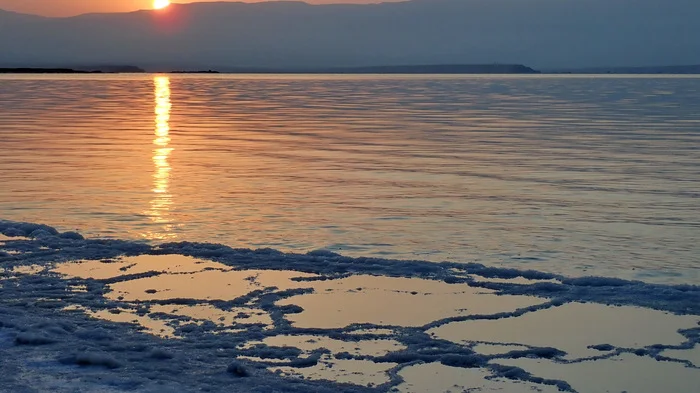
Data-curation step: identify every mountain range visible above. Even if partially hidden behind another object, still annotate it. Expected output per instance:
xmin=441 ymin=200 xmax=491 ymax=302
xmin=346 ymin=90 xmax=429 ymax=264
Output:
xmin=1 ymin=0 xmax=699 ymax=71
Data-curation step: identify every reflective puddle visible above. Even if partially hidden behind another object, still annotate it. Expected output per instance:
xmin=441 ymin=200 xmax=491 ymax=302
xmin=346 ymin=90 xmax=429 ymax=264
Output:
xmin=429 ymin=302 xmax=699 ymax=359
xmin=662 ymin=346 xmax=700 ymax=367
xmin=496 ymin=354 xmax=700 ymax=393
xmin=276 ymin=275 xmax=546 ymax=328
xmin=398 ymin=362 xmax=560 ymax=393
xmin=43 ymin=254 xmax=700 ymax=391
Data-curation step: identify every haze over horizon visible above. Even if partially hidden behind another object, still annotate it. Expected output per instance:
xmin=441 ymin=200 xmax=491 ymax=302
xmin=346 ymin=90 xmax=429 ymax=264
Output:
xmin=0 ymin=0 xmax=403 ymax=17
xmin=1 ymin=0 xmax=699 ymax=70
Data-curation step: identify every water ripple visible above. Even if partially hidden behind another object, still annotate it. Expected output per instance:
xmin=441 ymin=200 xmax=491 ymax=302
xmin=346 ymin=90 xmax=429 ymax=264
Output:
xmin=0 ymin=74 xmax=699 ymax=283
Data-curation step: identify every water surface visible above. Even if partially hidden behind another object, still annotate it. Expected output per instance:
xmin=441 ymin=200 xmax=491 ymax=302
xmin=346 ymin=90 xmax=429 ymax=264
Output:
xmin=1 ymin=74 xmax=698 ymax=283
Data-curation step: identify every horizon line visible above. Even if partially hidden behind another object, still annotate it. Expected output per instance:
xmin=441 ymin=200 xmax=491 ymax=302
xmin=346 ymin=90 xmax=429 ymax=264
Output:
xmin=0 ymin=0 xmax=400 ymax=19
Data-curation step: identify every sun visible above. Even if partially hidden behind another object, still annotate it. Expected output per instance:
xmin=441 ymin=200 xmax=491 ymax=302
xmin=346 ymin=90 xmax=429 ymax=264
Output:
xmin=153 ymin=0 xmax=171 ymax=10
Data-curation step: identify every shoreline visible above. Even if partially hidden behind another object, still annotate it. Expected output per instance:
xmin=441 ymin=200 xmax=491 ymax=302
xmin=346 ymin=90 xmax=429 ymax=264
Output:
xmin=1 ymin=219 xmax=699 ymax=392
xmin=0 ymin=68 xmax=103 ymax=74
xmin=4 ymin=69 xmax=700 ymax=76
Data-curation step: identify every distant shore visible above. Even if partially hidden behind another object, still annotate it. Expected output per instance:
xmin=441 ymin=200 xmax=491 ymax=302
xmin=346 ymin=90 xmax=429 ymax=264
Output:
xmin=216 ymin=64 xmax=541 ymax=74
xmin=1 ymin=64 xmax=540 ymax=75
xmin=0 ymin=65 xmax=145 ymax=74
xmin=0 ymin=68 xmax=101 ymax=74
xmin=4 ymin=64 xmax=700 ymax=75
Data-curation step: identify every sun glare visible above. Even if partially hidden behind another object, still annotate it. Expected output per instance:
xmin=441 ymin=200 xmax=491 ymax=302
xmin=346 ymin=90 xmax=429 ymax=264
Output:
xmin=153 ymin=0 xmax=171 ymax=10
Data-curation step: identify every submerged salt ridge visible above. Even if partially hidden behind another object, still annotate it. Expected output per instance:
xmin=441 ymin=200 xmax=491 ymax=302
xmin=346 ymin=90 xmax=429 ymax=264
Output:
xmin=1 ymin=219 xmax=699 ymax=393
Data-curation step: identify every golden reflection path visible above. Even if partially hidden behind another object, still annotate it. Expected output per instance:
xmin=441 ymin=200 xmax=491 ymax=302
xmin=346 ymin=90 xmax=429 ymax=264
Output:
xmin=144 ymin=76 xmax=176 ymax=240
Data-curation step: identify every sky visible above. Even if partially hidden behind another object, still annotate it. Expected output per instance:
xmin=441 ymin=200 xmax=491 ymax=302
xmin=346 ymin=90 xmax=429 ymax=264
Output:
xmin=0 ymin=0 xmax=401 ymax=17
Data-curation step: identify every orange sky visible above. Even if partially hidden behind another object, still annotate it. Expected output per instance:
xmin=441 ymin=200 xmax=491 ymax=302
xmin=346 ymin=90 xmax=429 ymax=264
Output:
xmin=0 ymin=0 xmax=402 ymax=17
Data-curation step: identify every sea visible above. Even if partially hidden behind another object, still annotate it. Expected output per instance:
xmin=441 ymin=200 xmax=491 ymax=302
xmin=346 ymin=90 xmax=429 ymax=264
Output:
xmin=1 ymin=74 xmax=699 ymax=284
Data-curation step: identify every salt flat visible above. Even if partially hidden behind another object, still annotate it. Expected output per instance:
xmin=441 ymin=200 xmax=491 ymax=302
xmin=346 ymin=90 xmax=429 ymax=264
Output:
xmin=1 ymin=220 xmax=698 ymax=392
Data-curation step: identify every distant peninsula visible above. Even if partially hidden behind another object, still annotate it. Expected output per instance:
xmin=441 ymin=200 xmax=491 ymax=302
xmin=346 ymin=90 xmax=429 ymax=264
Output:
xmin=2 ymin=64 xmax=539 ymax=75
xmin=549 ymin=65 xmax=700 ymax=74
xmin=207 ymin=64 xmax=540 ymax=74
xmin=7 ymin=63 xmax=700 ymax=75
xmin=170 ymin=70 xmax=220 ymax=74
xmin=0 ymin=65 xmax=145 ymax=74
xmin=326 ymin=64 xmax=540 ymax=74
xmin=0 ymin=68 xmax=98 ymax=74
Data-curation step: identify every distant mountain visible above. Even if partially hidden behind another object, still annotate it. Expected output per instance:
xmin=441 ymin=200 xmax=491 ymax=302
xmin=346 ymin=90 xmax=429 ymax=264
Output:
xmin=0 ymin=8 xmax=46 ymax=23
xmin=1 ymin=0 xmax=700 ymax=70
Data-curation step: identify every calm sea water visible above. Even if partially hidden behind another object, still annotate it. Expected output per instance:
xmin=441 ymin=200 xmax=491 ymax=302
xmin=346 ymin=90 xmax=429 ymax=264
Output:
xmin=0 ymin=74 xmax=698 ymax=284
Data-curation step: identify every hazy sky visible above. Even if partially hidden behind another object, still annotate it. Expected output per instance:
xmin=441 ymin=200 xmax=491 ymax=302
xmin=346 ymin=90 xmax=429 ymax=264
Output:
xmin=0 ymin=0 xmax=401 ymax=17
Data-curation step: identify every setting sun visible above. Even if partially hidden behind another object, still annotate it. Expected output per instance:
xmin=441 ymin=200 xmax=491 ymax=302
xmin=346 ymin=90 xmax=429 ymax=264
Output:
xmin=153 ymin=0 xmax=171 ymax=10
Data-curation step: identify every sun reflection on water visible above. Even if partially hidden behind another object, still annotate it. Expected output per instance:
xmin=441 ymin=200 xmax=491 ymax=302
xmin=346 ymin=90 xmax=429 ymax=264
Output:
xmin=144 ymin=76 xmax=176 ymax=240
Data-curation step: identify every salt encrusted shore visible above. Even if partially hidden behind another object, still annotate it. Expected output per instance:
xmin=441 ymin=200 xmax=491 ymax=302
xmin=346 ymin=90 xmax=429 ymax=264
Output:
xmin=1 ymin=220 xmax=699 ymax=392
